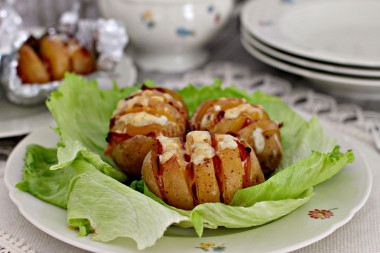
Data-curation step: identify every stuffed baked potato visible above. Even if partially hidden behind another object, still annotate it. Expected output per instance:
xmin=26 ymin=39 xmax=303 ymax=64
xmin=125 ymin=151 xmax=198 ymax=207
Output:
xmin=141 ymin=131 xmax=265 ymax=210
xmin=105 ymin=86 xmax=188 ymax=176
xmin=190 ymin=98 xmax=282 ymax=174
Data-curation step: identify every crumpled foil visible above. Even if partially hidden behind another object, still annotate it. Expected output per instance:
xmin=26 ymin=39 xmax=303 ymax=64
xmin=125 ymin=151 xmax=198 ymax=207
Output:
xmin=0 ymin=5 xmax=129 ymax=106
xmin=0 ymin=0 xmax=22 ymax=55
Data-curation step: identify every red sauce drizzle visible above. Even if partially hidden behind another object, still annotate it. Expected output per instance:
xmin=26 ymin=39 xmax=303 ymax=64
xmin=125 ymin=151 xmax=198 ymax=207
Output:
xmin=236 ymin=140 xmax=251 ymax=188
xmin=155 ymin=155 xmax=166 ymax=202
xmin=212 ymin=155 xmax=223 ymax=203
xmin=146 ymin=131 xmax=157 ymax=138
xmin=242 ymin=118 xmax=257 ymax=129
xmin=214 ymin=111 xmax=225 ymax=125
xmin=106 ymin=132 xmax=132 ymax=144
xmin=226 ymin=131 xmax=238 ymax=138
xmin=109 ymin=117 xmax=118 ymax=129
xmin=141 ymin=84 xmax=166 ymax=93
xmin=211 ymin=135 xmax=224 ymax=203
xmin=156 ymin=139 xmax=164 ymax=155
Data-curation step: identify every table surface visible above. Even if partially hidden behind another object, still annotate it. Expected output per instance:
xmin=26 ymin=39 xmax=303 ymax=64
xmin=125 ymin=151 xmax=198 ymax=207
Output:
xmin=1 ymin=4 xmax=380 ymax=253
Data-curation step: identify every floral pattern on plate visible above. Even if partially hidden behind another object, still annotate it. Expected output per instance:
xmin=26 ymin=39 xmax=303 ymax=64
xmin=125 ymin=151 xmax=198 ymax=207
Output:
xmin=142 ymin=11 xmax=155 ymax=29
xmin=196 ymin=243 xmax=226 ymax=252
xmin=309 ymin=208 xmax=337 ymax=219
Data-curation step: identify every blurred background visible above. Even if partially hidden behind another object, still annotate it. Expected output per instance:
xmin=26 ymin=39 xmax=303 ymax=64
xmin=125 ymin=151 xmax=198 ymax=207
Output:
xmin=14 ymin=0 xmax=100 ymax=27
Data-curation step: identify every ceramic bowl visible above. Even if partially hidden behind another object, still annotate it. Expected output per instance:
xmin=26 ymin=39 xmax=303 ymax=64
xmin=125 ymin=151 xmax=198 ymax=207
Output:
xmin=98 ymin=0 xmax=234 ymax=72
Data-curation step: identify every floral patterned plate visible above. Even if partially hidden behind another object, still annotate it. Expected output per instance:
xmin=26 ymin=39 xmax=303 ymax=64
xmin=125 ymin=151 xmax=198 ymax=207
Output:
xmin=4 ymin=121 xmax=372 ymax=253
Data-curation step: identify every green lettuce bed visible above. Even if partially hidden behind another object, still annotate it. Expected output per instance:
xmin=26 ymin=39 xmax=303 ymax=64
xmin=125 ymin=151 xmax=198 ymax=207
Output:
xmin=16 ymin=74 xmax=354 ymax=250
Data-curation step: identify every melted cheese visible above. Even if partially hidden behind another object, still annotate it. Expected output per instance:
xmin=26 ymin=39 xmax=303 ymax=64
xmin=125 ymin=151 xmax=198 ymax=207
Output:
xmin=214 ymin=105 xmax=221 ymax=111
xmin=187 ymin=131 xmax=211 ymax=143
xmin=224 ymin=104 xmax=263 ymax=119
xmin=163 ymin=93 xmax=183 ymax=108
xmin=215 ymin=134 xmax=238 ymax=150
xmin=252 ymin=127 xmax=265 ymax=153
xmin=200 ymin=114 xmax=215 ymax=129
xmin=187 ymin=131 xmax=214 ymax=165
xmin=157 ymin=135 xmax=181 ymax=164
xmin=119 ymin=111 xmax=171 ymax=127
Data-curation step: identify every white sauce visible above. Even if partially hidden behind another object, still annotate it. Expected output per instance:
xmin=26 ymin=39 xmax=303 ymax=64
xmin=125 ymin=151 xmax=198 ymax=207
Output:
xmin=119 ymin=112 xmax=171 ymax=127
xmin=191 ymin=143 xmax=215 ymax=165
xmin=200 ymin=114 xmax=214 ymax=129
xmin=150 ymin=95 xmax=165 ymax=102
xmin=187 ymin=131 xmax=214 ymax=165
xmin=252 ymin=128 xmax=265 ymax=153
xmin=214 ymin=105 xmax=221 ymax=111
xmin=187 ymin=131 xmax=211 ymax=143
xmin=157 ymin=135 xmax=181 ymax=164
xmin=163 ymin=93 xmax=183 ymax=108
xmin=216 ymin=134 xmax=238 ymax=150
xmin=224 ymin=104 xmax=263 ymax=119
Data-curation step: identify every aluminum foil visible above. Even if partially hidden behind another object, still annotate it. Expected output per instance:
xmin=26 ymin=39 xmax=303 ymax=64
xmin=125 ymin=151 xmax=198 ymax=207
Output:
xmin=0 ymin=7 xmax=129 ymax=106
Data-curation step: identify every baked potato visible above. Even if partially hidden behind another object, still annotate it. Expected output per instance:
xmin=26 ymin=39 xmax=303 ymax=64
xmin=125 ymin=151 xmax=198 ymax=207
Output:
xmin=190 ymin=97 xmax=282 ymax=174
xmin=105 ymin=87 xmax=188 ymax=176
xmin=141 ymin=131 xmax=265 ymax=210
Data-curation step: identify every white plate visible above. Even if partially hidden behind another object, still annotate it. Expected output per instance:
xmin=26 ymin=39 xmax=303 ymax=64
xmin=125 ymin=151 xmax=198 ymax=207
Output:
xmin=4 ymin=125 xmax=371 ymax=253
xmin=241 ymin=28 xmax=380 ymax=78
xmin=241 ymin=36 xmax=380 ymax=100
xmin=97 ymin=56 xmax=138 ymax=90
xmin=241 ymin=0 xmax=380 ymax=67
xmin=0 ymin=93 xmax=54 ymax=138
xmin=0 ymin=56 xmax=137 ymax=138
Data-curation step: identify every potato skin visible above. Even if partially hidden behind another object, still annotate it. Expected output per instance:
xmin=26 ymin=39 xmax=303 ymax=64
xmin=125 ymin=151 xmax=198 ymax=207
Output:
xmin=111 ymin=135 xmax=156 ymax=176
xmin=17 ymin=44 xmax=50 ymax=84
xmin=141 ymin=150 xmax=163 ymax=199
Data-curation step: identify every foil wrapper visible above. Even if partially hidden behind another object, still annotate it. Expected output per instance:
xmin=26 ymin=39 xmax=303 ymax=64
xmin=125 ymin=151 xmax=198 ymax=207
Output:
xmin=0 ymin=8 xmax=129 ymax=106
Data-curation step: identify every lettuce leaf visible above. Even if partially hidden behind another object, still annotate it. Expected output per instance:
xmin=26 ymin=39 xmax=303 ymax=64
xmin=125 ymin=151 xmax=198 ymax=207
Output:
xmin=16 ymin=145 xmax=76 ymax=209
xmin=17 ymin=74 xmax=354 ymax=249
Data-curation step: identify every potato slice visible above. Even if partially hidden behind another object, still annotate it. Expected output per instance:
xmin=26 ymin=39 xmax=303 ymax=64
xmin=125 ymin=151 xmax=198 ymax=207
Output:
xmin=239 ymin=120 xmax=282 ymax=174
xmin=240 ymin=141 xmax=265 ymax=187
xmin=214 ymin=134 xmax=245 ymax=204
xmin=141 ymin=150 xmax=163 ymax=199
xmin=39 ymin=36 xmax=70 ymax=80
xmin=186 ymin=131 xmax=219 ymax=204
xmin=17 ymin=44 xmax=50 ymax=84
xmin=158 ymin=137 xmax=194 ymax=210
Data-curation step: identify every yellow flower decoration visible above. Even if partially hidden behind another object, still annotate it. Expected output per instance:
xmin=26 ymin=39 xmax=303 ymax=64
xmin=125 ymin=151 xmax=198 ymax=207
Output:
xmin=143 ymin=11 xmax=153 ymax=20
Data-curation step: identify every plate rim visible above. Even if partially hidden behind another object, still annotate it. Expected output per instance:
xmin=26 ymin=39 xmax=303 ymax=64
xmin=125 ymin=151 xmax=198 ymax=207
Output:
xmin=240 ymin=0 xmax=380 ymax=68
xmin=240 ymin=28 xmax=380 ymax=78
xmin=4 ymin=125 xmax=373 ymax=253
xmin=240 ymin=36 xmax=380 ymax=97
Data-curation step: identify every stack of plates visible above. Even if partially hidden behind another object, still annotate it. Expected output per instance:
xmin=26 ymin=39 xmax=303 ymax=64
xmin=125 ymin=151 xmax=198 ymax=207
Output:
xmin=240 ymin=0 xmax=380 ymax=99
